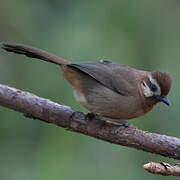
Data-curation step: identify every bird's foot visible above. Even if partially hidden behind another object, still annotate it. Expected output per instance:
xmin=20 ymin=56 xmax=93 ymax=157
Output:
xmin=115 ymin=120 xmax=129 ymax=127
xmin=99 ymin=118 xmax=129 ymax=133
xmin=85 ymin=113 xmax=97 ymax=120
xmin=113 ymin=120 xmax=129 ymax=134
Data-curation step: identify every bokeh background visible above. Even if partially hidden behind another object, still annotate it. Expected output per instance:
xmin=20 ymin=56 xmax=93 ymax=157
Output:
xmin=0 ymin=0 xmax=180 ymax=179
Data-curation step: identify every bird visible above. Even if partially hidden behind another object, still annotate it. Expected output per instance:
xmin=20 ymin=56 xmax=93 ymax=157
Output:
xmin=1 ymin=42 xmax=172 ymax=122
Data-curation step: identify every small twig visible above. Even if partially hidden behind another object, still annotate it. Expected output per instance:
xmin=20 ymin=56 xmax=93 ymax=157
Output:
xmin=144 ymin=162 xmax=180 ymax=176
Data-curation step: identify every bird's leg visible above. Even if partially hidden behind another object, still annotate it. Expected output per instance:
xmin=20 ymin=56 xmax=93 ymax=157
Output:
xmin=106 ymin=119 xmax=129 ymax=126
xmin=100 ymin=117 xmax=129 ymax=126
xmin=116 ymin=120 xmax=129 ymax=127
xmin=85 ymin=113 xmax=129 ymax=132
xmin=86 ymin=114 xmax=130 ymax=127
xmin=96 ymin=116 xmax=129 ymax=132
xmin=100 ymin=118 xmax=129 ymax=134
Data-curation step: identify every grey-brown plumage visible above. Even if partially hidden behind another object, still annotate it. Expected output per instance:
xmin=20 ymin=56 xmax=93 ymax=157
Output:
xmin=1 ymin=42 xmax=172 ymax=120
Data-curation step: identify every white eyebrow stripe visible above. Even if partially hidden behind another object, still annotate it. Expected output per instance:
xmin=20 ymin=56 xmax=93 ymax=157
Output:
xmin=148 ymin=75 xmax=156 ymax=84
xmin=147 ymin=75 xmax=161 ymax=95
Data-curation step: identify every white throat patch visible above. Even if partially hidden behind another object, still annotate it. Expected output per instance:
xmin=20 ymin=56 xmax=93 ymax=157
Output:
xmin=148 ymin=75 xmax=159 ymax=88
xmin=141 ymin=81 xmax=153 ymax=97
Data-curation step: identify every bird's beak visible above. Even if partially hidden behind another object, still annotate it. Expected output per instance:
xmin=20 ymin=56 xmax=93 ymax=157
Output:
xmin=155 ymin=95 xmax=171 ymax=106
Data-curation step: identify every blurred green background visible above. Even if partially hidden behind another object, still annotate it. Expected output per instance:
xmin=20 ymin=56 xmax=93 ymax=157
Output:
xmin=0 ymin=0 xmax=180 ymax=179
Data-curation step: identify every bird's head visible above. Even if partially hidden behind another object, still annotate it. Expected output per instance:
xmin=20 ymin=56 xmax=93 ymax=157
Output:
xmin=141 ymin=71 xmax=172 ymax=106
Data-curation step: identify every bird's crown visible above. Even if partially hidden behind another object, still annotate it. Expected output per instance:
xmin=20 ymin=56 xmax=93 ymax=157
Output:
xmin=151 ymin=71 xmax=172 ymax=97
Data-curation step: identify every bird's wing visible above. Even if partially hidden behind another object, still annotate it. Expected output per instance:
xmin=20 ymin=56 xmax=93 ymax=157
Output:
xmin=68 ymin=61 xmax=136 ymax=96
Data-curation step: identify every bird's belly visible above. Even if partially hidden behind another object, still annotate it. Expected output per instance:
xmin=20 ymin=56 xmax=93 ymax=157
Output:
xmin=74 ymin=90 xmax=87 ymax=105
xmin=74 ymin=86 xmax=145 ymax=120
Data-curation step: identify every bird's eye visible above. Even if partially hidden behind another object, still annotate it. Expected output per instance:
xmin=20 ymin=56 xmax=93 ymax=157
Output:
xmin=150 ymin=83 xmax=157 ymax=92
xmin=142 ymin=82 xmax=146 ymax=87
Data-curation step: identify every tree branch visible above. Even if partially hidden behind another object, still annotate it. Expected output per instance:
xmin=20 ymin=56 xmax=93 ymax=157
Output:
xmin=144 ymin=162 xmax=180 ymax=176
xmin=0 ymin=84 xmax=180 ymax=161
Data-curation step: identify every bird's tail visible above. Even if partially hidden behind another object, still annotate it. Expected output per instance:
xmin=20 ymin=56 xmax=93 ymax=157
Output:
xmin=1 ymin=42 xmax=69 ymax=65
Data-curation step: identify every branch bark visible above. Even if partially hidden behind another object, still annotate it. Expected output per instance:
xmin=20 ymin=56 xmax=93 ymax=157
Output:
xmin=0 ymin=84 xmax=180 ymax=161
xmin=144 ymin=162 xmax=180 ymax=176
